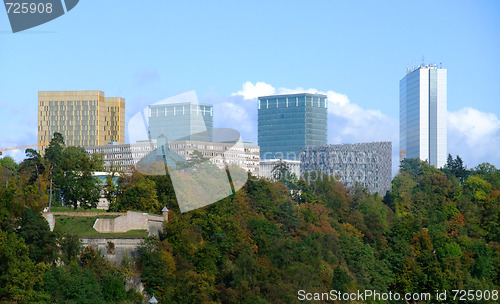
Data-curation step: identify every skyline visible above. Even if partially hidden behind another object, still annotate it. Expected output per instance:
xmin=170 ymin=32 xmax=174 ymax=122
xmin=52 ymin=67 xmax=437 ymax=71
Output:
xmin=1 ymin=1 xmax=499 ymax=173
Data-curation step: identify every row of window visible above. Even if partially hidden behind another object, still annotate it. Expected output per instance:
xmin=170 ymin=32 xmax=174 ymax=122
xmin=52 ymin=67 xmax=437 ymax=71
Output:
xmin=39 ymin=100 xmax=99 ymax=107
xmin=258 ymin=97 xmax=328 ymax=110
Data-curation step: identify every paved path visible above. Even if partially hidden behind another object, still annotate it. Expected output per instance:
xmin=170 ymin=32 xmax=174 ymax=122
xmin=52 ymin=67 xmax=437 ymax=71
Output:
xmin=45 ymin=212 xmax=126 ymax=216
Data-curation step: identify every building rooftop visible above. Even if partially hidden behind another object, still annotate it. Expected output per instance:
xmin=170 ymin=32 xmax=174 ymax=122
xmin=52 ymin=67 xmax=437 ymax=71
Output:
xmin=149 ymin=101 xmax=213 ymax=108
xmin=406 ymin=63 xmax=444 ymax=75
xmin=258 ymin=92 xmax=327 ymax=99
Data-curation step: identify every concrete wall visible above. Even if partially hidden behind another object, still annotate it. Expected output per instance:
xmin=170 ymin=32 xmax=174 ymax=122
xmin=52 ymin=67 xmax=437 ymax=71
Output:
xmin=43 ymin=210 xmax=167 ymax=236
xmin=48 ymin=211 xmax=125 ymax=216
xmin=80 ymin=238 xmax=144 ymax=263
xmin=147 ymin=215 xmax=165 ymax=236
xmin=42 ymin=213 xmax=55 ymax=231
xmin=93 ymin=211 xmax=166 ymax=236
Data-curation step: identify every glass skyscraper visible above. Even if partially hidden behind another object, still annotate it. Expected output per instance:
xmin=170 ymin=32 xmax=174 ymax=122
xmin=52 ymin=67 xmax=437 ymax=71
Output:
xmin=258 ymin=93 xmax=327 ymax=160
xmin=148 ymin=102 xmax=213 ymax=142
xmin=400 ymin=64 xmax=447 ymax=168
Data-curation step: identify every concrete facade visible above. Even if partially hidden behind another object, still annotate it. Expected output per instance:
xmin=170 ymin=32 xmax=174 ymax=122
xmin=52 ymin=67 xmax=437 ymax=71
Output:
xmin=93 ymin=211 xmax=167 ymax=236
xmin=42 ymin=212 xmax=55 ymax=231
xmin=259 ymin=159 xmax=300 ymax=180
xmin=85 ymin=141 xmax=156 ymax=172
xmin=85 ymin=139 xmax=260 ymax=176
xmin=169 ymin=140 xmax=260 ymax=176
xmin=300 ymin=142 xmax=392 ymax=194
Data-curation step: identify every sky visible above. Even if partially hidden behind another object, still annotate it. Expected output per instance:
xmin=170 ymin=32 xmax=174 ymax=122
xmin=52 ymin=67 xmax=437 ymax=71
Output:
xmin=0 ymin=0 xmax=499 ymax=175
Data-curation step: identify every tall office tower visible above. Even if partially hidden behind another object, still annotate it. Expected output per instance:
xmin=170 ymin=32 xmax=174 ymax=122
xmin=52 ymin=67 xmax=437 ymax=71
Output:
xmin=148 ymin=102 xmax=213 ymax=142
xmin=258 ymin=93 xmax=327 ymax=160
xmin=400 ymin=64 xmax=447 ymax=167
xmin=38 ymin=91 xmax=125 ymax=154
xmin=301 ymin=142 xmax=392 ymax=194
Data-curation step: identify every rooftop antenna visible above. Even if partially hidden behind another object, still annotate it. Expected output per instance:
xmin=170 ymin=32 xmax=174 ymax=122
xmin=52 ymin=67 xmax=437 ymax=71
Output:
xmin=421 ymin=55 xmax=425 ymax=66
xmin=440 ymin=62 xmax=442 ymax=69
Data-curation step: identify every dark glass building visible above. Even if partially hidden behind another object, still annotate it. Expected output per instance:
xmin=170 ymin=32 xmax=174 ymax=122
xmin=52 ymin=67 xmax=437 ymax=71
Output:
xmin=258 ymin=93 xmax=327 ymax=160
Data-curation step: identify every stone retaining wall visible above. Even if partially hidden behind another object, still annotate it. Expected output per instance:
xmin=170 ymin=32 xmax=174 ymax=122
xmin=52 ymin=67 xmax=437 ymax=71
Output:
xmin=93 ymin=211 xmax=166 ymax=236
xmin=80 ymin=238 xmax=144 ymax=263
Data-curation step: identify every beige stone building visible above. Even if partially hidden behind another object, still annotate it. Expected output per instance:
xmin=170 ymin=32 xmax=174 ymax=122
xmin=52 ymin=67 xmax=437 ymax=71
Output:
xmin=38 ymin=91 xmax=125 ymax=154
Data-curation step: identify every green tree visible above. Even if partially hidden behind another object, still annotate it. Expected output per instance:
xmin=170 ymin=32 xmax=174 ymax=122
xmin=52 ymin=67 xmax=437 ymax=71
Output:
xmin=59 ymin=146 xmax=103 ymax=210
xmin=472 ymin=162 xmax=500 ymax=189
xmin=137 ymin=238 xmax=176 ymax=301
xmin=44 ymin=132 xmax=65 ymax=210
xmin=0 ymin=175 xmax=24 ymax=232
xmin=58 ymin=232 xmax=81 ymax=264
xmin=0 ymin=229 xmax=48 ymax=303
xmin=271 ymin=159 xmax=298 ymax=189
xmin=43 ymin=263 xmax=105 ymax=304
xmin=176 ymin=150 xmax=209 ymax=169
xmin=20 ymin=148 xmax=47 ymax=206
xmin=17 ymin=208 xmax=57 ymax=264
xmin=102 ymin=164 xmax=120 ymax=210
xmin=443 ymin=154 xmax=470 ymax=183
xmin=0 ymin=156 xmax=18 ymax=188
xmin=115 ymin=174 xmax=160 ymax=213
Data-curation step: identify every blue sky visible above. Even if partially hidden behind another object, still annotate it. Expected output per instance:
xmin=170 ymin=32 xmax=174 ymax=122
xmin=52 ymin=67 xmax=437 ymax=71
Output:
xmin=1 ymin=0 xmax=499 ymax=173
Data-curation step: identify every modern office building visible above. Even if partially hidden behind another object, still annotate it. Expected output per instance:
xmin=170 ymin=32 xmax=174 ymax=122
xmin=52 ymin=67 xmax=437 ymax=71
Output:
xmin=258 ymin=93 xmax=327 ymax=161
xmin=300 ymin=142 xmax=392 ymax=194
xmin=148 ymin=102 xmax=213 ymax=142
xmin=400 ymin=64 xmax=447 ymax=168
xmin=86 ymin=140 xmax=260 ymax=175
xmin=85 ymin=141 xmax=157 ymax=172
xmin=169 ymin=140 xmax=260 ymax=175
xmin=38 ymin=91 xmax=125 ymax=154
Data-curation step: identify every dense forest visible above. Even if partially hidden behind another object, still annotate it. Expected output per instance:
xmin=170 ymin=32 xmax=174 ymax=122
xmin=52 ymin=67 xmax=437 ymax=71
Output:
xmin=0 ymin=136 xmax=499 ymax=303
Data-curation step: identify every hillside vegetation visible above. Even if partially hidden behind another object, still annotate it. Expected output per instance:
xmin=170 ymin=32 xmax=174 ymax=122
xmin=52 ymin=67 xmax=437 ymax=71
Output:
xmin=1 ymin=153 xmax=499 ymax=303
xmin=137 ymin=158 xmax=500 ymax=303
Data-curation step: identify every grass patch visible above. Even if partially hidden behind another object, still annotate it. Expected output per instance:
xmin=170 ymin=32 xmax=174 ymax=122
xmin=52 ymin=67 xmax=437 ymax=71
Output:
xmin=54 ymin=215 xmax=148 ymax=238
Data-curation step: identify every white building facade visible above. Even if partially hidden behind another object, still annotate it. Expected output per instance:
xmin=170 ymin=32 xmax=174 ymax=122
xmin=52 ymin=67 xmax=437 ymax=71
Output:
xmin=400 ymin=64 xmax=447 ymax=168
xmin=86 ymin=140 xmax=260 ymax=175
xmin=259 ymin=159 xmax=300 ymax=180
xmin=169 ymin=140 xmax=260 ymax=176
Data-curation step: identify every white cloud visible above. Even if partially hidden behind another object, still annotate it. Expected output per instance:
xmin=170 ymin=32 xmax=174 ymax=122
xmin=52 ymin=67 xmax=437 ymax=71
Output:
xmin=215 ymin=102 xmax=253 ymax=133
xmin=232 ymin=81 xmax=397 ymax=142
xmin=231 ymin=81 xmax=276 ymax=100
xmin=448 ymin=107 xmax=500 ymax=168
xmin=232 ymin=81 xmax=400 ymax=174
